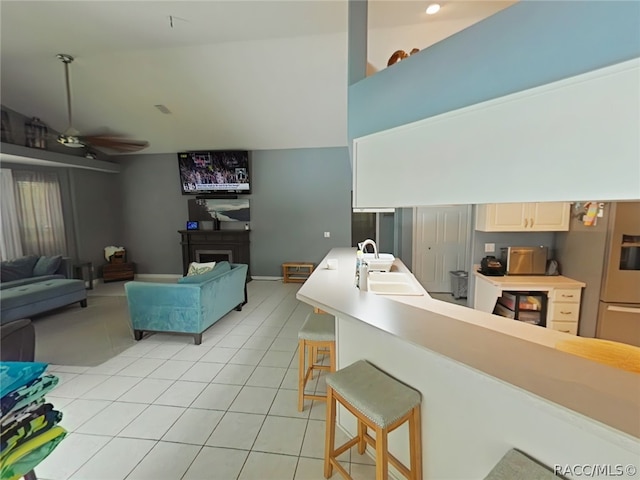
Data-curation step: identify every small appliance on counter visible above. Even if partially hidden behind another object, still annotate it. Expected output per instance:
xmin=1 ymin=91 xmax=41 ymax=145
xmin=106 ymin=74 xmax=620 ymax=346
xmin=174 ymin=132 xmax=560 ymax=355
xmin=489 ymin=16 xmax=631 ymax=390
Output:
xmin=479 ymin=256 xmax=506 ymax=276
xmin=500 ymin=246 xmax=548 ymax=275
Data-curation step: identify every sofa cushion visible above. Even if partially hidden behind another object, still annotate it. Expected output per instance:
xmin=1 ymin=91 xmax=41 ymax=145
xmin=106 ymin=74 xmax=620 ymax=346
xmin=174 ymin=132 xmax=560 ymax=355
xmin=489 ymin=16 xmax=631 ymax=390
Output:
xmin=178 ymin=261 xmax=231 ymax=284
xmin=0 ymin=256 xmax=39 ymax=283
xmin=0 ymin=275 xmax=65 ymax=290
xmin=187 ymin=261 xmax=217 ymax=276
xmin=0 ymin=279 xmax=85 ymax=310
xmin=33 ymin=255 xmax=63 ymax=277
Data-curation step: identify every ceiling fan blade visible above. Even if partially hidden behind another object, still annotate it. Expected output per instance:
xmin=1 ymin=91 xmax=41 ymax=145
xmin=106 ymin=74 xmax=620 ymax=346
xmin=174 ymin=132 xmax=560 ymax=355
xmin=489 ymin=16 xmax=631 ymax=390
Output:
xmin=82 ymin=135 xmax=149 ymax=153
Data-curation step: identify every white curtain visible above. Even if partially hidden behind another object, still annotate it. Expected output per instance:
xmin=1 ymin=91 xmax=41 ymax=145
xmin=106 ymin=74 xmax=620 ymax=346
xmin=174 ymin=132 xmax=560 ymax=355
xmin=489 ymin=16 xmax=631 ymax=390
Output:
xmin=0 ymin=169 xmax=24 ymax=260
xmin=13 ymin=170 xmax=68 ymax=256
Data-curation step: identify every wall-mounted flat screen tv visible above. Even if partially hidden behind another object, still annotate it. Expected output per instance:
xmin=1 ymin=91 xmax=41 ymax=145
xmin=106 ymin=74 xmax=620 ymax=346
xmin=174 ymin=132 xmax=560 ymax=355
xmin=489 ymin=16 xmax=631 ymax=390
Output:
xmin=178 ymin=150 xmax=250 ymax=195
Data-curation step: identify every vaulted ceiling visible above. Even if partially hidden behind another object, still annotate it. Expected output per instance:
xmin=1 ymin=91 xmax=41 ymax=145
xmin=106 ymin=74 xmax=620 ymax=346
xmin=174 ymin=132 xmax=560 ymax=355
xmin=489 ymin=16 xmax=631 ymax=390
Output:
xmin=0 ymin=1 xmax=513 ymax=156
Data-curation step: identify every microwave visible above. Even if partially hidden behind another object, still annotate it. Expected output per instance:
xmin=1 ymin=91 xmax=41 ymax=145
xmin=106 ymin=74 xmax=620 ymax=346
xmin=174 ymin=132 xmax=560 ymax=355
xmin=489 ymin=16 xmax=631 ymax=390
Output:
xmin=500 ymin=246 xmax=548 ymax=275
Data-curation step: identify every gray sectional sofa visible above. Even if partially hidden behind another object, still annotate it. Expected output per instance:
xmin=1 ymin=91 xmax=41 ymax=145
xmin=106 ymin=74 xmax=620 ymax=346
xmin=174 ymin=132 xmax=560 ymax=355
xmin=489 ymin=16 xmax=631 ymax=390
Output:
xmin=0 ymin=255 xmax=87 ymax=324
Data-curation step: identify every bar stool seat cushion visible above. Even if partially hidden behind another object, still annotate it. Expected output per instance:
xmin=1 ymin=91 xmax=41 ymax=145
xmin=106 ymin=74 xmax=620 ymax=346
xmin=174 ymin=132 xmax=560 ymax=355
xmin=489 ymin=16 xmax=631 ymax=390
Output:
xmin=298 ymin=312 xmax=335 ymax=341
xmin=326 ymin=360 xmax=421 ymax=429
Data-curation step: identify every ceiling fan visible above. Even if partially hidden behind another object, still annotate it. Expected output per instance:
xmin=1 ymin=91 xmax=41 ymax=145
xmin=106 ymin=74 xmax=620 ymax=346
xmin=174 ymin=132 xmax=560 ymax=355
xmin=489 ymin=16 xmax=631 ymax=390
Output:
xmin=55 ymin=53 xmax=149 ymax=153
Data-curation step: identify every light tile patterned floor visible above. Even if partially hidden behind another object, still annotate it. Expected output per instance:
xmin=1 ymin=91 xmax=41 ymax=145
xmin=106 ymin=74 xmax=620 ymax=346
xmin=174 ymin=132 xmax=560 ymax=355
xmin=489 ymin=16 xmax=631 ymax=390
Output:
xmin=37 ymin=280 xmax=376 ymax=480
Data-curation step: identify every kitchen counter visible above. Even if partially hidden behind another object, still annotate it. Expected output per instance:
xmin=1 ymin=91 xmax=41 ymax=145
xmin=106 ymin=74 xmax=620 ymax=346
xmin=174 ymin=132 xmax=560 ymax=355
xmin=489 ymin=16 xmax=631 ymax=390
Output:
xmin=473 ymin=272 xmax=586 ymax=289
xmin=296 ymin=248 xmax=639 ymax=479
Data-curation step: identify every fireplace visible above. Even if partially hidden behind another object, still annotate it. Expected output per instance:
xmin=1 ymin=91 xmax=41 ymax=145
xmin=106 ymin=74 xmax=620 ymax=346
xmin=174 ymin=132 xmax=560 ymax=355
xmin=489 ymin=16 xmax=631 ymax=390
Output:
xmin=179 ymin=230 xmax=251 ymax=281
xmin=196 ymin=249 xmax=233 ymax=263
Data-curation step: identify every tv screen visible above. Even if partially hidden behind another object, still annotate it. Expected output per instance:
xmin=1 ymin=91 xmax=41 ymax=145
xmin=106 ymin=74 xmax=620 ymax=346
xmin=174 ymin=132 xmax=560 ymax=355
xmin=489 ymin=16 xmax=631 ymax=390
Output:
xmin=178 ymin=150 xmax=250 ymax=195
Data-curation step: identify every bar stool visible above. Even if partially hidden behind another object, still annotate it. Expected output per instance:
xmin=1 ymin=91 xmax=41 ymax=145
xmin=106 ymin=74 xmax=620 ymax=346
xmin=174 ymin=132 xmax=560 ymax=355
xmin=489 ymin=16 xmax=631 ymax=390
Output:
xmin=298 ymin=312 xmax=336 ymax=412
xmin=324 ymin=360 xmax=422 ymax=480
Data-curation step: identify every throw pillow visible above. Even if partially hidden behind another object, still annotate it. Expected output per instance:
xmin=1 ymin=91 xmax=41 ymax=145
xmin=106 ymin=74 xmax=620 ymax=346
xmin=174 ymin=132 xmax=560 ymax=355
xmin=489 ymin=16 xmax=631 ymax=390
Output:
xmin=178 ymin=261 xmax=232 ymax=284
xmin=186 ymin=261 xmax=216 ymax=276
xmin=0 ymin=255 xmax=39 ymax=282
xmin=33 ymin=255 xmax=63 ymax=277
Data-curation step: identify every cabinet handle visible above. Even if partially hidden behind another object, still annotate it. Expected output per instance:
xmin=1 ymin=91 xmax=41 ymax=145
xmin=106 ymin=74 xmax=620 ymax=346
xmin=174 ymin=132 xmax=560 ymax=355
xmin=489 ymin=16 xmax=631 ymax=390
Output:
xmin=530 ymin=217 xmax=534 ymax=227
xmin=561 ymin=294 xmax=574 ymax=298
xmin=524 ymin=218 xmax=528 ymax=228
xmin=560 ymin=330 xmax=570 ymax=333
xmin=560 ymin=311 xmax=572 ymax=315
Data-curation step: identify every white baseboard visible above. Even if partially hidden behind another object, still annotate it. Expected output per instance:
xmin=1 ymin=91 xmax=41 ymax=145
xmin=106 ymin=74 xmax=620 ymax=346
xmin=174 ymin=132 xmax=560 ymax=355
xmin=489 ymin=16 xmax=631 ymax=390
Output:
xmin=251 ymin=276 xmax=283 ymax=281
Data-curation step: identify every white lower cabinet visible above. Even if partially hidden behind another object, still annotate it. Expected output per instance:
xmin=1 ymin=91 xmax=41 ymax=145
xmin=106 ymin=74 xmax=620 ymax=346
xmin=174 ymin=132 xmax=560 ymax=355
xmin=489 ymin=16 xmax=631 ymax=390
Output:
xmin=474 ymin=274 xmax=585 ymax=335
xmin=549 ymin=320 xmax=579 ymax=335
xmin=547 ymin=288 xmax=582 ymax=334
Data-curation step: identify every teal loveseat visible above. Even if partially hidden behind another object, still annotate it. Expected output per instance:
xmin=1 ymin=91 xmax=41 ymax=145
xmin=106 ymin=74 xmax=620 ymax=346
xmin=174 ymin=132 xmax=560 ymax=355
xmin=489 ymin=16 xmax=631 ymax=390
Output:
xmin=124 ymin=262 xmax=248 ymax=345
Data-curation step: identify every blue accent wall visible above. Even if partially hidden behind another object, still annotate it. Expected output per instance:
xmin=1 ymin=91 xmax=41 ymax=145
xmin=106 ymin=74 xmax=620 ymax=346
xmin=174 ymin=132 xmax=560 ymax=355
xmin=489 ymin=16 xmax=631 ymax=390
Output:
xmin=348 ymin=1 xmax=640 ymax=141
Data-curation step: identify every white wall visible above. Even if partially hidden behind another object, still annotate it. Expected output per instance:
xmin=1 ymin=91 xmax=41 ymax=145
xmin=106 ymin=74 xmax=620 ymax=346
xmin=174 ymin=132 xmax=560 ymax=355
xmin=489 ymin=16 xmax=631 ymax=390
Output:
xmin=353 ymin=58 xmax=640 ymax=208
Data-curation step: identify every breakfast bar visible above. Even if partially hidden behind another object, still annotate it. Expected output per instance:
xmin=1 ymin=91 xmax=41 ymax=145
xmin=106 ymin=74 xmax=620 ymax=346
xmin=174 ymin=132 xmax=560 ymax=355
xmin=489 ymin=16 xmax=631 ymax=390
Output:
xmin=296 ymin=248 xmax=640 ymax=479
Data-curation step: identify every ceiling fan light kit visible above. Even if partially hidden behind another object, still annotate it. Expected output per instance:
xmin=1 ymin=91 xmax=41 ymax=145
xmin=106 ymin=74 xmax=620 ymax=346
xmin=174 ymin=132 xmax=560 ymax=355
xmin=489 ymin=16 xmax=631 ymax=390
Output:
xmin=56 ymin=134 xmax=84 ymax=148
xmin=54 ymin=53 xmax=149 ymax=154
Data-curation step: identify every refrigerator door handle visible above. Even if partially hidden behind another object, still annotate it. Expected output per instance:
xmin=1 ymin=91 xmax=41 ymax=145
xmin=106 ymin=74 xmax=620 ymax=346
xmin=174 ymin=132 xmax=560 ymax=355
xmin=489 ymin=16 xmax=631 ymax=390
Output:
xmin=607 ymin=305 xmax=640 ymax=314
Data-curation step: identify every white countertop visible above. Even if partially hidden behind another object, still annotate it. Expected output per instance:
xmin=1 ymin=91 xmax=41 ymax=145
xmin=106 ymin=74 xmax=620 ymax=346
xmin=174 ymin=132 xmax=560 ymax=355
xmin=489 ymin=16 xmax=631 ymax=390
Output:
xmin=296 ymin=247 xmax=640 ymax=439
xmin=474 ymin=271 xmax=586 ymax=289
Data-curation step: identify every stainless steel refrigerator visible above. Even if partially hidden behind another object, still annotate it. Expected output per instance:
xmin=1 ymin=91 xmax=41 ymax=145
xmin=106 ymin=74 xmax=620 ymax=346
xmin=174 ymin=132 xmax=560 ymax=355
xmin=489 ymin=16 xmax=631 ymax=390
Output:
xmin=556 ymin=201 xmax=640 ymax=346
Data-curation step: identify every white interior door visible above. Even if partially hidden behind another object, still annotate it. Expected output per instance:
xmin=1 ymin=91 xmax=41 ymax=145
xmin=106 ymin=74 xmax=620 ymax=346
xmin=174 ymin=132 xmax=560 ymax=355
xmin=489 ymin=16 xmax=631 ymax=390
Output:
xmin=413 ymin=205 xmax=470 ymax=292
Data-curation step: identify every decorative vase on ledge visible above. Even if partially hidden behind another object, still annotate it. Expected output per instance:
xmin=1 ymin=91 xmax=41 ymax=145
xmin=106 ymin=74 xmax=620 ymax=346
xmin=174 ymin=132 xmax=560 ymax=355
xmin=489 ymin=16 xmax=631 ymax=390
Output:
xmin=24 ymin=117 xmax=48 ymax=149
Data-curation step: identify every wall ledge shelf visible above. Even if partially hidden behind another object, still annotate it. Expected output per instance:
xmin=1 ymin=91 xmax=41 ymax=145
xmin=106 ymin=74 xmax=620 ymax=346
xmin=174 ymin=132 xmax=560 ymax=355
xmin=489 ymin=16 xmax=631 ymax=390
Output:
xmin=0 ymin=142 xmax=121 ymax=173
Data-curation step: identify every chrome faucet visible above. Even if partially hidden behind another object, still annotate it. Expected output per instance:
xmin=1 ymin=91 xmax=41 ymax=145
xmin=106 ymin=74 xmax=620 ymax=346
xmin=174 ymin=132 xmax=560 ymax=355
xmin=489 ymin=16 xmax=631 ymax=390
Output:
xmin=358 ymin=239 xmax=379 ymax=259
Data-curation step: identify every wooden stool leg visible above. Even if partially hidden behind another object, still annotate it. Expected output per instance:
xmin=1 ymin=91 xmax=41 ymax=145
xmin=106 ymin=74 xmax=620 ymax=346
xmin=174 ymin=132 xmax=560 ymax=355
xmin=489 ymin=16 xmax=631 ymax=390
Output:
xmin=312 ymin=346 xmax=318 ymax=378
xmin=324 ymin=386 xmax=337 ymax=478
xmin=357 ymin=419 xmax=367 ymax=455
xmin=375 ymin=426 xmax=388 ymax=480
xmin=298 ymin=339 xmax=306 ymax=412
xmin=409 ymin=406 xmax=422 ymax=480
xmin=329 ymin=341 xmax=336 ymax=373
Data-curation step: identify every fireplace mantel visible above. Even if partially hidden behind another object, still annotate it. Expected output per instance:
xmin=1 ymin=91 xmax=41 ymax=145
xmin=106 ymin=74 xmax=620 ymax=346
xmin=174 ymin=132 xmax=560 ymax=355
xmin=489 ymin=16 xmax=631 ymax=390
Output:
xmin=179 ymin=230 xmax=251 ymax=281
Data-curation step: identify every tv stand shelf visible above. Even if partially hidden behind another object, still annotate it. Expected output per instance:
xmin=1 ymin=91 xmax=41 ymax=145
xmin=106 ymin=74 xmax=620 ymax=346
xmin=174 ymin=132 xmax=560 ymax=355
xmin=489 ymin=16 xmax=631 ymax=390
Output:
xmin=282 ymin=262 xmax=315 ymax=283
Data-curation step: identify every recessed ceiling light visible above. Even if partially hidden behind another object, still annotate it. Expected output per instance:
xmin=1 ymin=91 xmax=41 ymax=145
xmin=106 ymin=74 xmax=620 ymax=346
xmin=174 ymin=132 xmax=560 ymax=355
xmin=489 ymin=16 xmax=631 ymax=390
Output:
xmin=426 ymin=3 xmax=441 ymax=15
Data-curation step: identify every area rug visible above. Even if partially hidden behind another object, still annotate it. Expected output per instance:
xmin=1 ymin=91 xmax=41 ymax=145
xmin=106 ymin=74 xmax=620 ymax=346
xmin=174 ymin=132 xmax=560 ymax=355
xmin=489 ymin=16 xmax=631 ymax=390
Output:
xmin=32 ymin=295 xmax=135 ymax=367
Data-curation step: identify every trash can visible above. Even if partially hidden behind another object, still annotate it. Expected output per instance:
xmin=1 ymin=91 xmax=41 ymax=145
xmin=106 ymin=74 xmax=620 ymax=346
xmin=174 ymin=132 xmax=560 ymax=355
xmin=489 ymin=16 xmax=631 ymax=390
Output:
xmin=449 ymin=270 xmax=468 ymax=299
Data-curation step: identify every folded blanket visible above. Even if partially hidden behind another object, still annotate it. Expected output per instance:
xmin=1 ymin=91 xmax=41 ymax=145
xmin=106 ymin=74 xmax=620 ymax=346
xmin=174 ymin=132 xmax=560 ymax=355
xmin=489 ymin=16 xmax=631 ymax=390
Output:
xmin=0 ymin=363 xmax=48 ymax=399
xmin=0 ymin=376 xmax=58 ymax=417
xmin=1 ymin=409 xmax=62 ymax=454
xmin=0 ymin=426 xmax=66 ymax=480
xmin=0 ymin=401 xmax=46 ymax=431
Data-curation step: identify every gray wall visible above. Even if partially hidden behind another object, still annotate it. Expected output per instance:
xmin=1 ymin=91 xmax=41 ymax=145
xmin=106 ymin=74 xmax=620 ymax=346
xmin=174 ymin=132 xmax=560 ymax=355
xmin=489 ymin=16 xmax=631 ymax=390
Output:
xmin=116 ymin=147 xmax=352 ymax=277
xmin=68 ymin=168 xmax=124 ymax=276
xmin=117 ymin=153 xmax=189 ymax=275
xmin=250 ymin=148 xmax=352 ymax=277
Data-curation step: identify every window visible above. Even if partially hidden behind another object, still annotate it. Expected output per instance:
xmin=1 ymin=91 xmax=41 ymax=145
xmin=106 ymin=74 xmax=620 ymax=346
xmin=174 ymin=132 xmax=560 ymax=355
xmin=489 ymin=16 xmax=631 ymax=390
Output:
xmin=12 ymin=170 xmax=68 ymax=256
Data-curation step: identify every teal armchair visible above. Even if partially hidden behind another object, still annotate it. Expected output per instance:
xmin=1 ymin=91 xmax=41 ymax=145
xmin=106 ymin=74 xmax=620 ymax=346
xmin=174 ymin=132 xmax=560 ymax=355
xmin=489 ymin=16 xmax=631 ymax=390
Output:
xmin=125 ymin=262 xmax=248 ymax=345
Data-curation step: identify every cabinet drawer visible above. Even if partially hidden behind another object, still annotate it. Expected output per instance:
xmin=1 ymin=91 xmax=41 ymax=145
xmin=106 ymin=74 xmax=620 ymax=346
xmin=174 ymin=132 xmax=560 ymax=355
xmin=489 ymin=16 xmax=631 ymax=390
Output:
xmin=549 ymin=320 xmax=578 ymax=335
xmin=549 ymin=302 xmax=580 ymax=321
xmin=550 ymin=288 xmax=581 ymax=303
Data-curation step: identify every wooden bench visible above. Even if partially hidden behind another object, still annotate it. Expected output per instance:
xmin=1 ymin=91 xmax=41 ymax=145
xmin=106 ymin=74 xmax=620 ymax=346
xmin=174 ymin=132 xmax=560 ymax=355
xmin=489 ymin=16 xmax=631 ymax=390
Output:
xmin=282 ymin=262 xmax=314 ymax=283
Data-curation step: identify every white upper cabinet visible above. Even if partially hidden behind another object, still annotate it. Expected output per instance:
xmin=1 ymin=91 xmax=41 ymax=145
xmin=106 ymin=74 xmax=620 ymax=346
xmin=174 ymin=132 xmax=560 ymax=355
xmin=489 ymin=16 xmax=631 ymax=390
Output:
xmin=476 ymin=202 xmax=570 ymax=232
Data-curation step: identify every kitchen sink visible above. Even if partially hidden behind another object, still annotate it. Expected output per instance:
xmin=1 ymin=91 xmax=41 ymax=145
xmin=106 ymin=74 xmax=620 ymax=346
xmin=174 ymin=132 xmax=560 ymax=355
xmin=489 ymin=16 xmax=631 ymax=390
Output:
xmin=367 ymin=272 xmax=424 ymax=296
xmin=362 ymin=253 xmax=395 ymax=272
